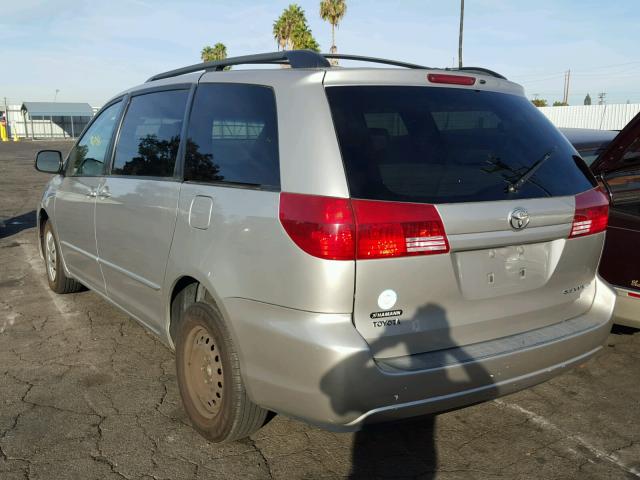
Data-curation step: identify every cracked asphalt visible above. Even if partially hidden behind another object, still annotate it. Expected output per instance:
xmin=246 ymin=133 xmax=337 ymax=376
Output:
xmin=1 ymin=140 xmax=639 ymax=480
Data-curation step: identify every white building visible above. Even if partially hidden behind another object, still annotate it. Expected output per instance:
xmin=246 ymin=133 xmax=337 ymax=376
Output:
xmin=538 ymin=104 xmax=640 ymax=131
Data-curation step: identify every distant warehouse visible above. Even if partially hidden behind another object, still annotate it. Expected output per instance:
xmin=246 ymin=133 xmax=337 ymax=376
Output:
xmin=20 ymin=102 xmax=94 ymax=139
xmin=1 ymin=102 xmax=96 ymax=139
xmin=538 ymin=103 xmax=640 ymax=131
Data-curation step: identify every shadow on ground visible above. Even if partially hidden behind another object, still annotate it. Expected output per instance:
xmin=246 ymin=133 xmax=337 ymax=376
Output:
xmin=320 ymin=304 xmax=496 ymax=479
xmin=0 ymin=211 xmax=36 ymax=239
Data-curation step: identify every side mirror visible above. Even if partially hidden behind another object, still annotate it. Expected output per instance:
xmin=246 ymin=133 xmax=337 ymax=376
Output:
xmin=35 ymin=150 xmax=63 ymax=174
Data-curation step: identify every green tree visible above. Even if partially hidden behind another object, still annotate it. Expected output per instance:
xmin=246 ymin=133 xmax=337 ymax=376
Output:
xmin=531 ymin=98 xmax=548 ymax=107
xmin=273 ymin=4 xmax=319 ymax=52
xmin=553 ymin=101 xmax=569 ymax=107
xmin=320 ymin=0 xmax=347 ymax=58
xmin=201 ymin=42 xmax=228 ymax=63
xmin=584 ymin=93 xmax=592 ymax=105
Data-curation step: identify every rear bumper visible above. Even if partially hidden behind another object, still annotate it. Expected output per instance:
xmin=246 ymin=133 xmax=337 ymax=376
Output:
xmin=612 ymin=287 xmax=640 ymax=329
xmin=224 ymin=276 xmax=615 ymax=431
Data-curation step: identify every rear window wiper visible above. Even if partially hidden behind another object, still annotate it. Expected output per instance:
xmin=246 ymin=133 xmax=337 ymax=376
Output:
xmin=507 ymin=146 xmax=557 ymax=193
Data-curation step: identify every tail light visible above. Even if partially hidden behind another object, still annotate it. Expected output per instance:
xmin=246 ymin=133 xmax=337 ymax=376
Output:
xmin=351 ymin=199 xmax=449 ymax=259
xmin=279 ymin=193 xmax=355 ymax=260
xmin=279 ymin=193 xmax=449 ymax=260
xmin=569 ymin=188 xmax=609 ymax=239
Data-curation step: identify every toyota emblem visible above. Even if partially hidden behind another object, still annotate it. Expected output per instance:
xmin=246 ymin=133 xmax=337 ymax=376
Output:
xmin=508 ymin=208 xmax=530 ymax=230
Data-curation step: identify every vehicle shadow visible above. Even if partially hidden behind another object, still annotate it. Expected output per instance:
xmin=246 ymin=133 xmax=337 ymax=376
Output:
xmin=321 ymin=303 xmax=496 ymax=479
xmin=611 ymin=324 xmax=639 ymax=335
xmin=0 ymin=210 xmax=36 ymax=239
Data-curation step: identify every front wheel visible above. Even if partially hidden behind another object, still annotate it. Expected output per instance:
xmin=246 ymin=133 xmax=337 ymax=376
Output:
xmin=175 ymin=302 xmax=268 ymax=443
xmin=43 ymin=221 xmax=83 ymax=294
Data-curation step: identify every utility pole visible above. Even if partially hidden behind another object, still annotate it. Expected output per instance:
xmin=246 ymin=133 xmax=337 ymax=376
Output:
xmin=598 ymin=92 xmax=607 ymax=105
xmin=458 ymin=0 xmax=464 ymax=68
xmin=562 ymin=70 xmax=571 ymax=104
xmin=54 ymin=89 xmax=59 ymax=102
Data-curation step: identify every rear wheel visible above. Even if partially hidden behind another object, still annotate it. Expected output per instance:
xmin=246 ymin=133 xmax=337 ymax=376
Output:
xmin=175 ymin=301 xmax=267 ymax=443
xmin=43 ymin=221 xmax=83 ymax=294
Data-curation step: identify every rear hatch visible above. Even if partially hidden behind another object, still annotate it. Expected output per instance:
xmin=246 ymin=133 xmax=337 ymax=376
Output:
xmin=324 ymin=70 xmax=609 ymax=359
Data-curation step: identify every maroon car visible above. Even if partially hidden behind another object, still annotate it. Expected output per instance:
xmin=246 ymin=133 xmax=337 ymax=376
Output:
xmin=562 ymin=113 xmax=640 ymax=328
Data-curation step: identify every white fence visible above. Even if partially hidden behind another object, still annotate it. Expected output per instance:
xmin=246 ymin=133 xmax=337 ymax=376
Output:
xmin=538 ymin=104 xmax=640 ymax=131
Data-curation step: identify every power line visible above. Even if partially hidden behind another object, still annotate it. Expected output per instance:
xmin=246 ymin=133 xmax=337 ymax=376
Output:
xmin=512 ymin=61 xmax=640 ymax=81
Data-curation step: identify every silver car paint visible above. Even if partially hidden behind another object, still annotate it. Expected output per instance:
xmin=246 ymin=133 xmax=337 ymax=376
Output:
xmin=37 ymin=66 xmax=616 ymax=429
xmin=220 ymin=275 xmax=614 ymax=429
xmin=164 ymin=182 xmax=355 ymax=315
xmin=95 ymin=178 xmax=181 ymax=333
xmin=54 ymin=176 xmax=106 ymax=294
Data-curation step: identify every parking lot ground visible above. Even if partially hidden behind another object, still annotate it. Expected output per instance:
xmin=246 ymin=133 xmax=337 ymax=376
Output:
xmin=1 ymin=140 xmax=639 ymax=480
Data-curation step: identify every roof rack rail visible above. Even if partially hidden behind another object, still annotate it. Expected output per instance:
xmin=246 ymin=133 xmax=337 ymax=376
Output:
xmin=146 ymin=50 xmax=331 ymax=82
xmin=146 ymin=49 xmax=506 ymax=83
xmin=322 ymin=53 xmax=428 ymax=69
xmin=445 ymin=66 xmax=507 ymax=80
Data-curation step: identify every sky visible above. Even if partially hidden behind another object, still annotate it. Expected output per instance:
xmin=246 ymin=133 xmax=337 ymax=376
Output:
xmin=2 ymin=0 xmax=639 ymax=107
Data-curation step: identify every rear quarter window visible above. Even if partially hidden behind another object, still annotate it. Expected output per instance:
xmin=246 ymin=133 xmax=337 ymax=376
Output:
xmin=326 ymin=86 xmax=595 ymax=204
xmin=184 ymin=84 xmax=280 ymax=188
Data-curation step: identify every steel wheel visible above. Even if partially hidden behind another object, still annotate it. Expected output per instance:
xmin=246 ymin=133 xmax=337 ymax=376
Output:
xmin=42 ymin=221 xmax=82 ymax=294
xmin=183 ymin=325 xmax=224 ymax=419
xmin=45 ymin=230 xmax=57 ymax=282
xmin=175 ymin=301 xmax=268 ymax=442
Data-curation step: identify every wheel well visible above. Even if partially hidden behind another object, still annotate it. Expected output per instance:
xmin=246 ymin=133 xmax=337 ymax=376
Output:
xmin=169 ymin=276 xmax=218 ymax=343
xmin=39 ymin=209 xmax=49 ymax=251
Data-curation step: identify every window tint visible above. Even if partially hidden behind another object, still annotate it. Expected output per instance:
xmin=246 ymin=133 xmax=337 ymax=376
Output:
xmin=326 ymin=86 xmax=595 ymax=204
xmin=112 ymin=89 xmax=189 ymax=177
xmin=606 ymin=138 xmax=640 ymax=217
xmin=622 ymin=137 xmax=640 ymax=164
xmin=432 ymin=110 xmax=501 ymax=130
xmin=574 ymin=146 xmax=601 ymax=166
xmin=67 ymin=101 xmax=123 ymax=176
xmin=364 ymin=113 xmax=408 ymax=136
xmin=184 ymin=84 xmax=279 ymax=188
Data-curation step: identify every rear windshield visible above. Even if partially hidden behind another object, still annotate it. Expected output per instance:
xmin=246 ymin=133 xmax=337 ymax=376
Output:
xmin=326 ymin=86 xmax=595 ymax=203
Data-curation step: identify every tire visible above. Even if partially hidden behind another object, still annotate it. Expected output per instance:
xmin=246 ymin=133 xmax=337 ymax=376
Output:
xmin=42 ymin=221 xmax=83 ymax=294
xmin=175 ymin=301 xmax=268 ymax=443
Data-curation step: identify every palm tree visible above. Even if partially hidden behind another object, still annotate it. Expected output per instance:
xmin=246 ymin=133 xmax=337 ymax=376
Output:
xmin=291 ymin=22 xmax=320 ymax=51
xmin=273 ymin=16 xmax=288 ymax=50
xmin=320 ymin=0 xmax=347 ymax=62
xmin=201 ymin=42 xmax=228 ymax=63
xmin=273 ymin=4 xmax=318 ymax=51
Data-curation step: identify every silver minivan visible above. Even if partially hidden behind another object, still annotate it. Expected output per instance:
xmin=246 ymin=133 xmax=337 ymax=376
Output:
xmin=34 ymin=51 xmax=616 ymax=443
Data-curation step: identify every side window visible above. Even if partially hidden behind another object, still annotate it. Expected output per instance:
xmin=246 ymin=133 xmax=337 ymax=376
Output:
xmin=66 ymin=101 xmax=123 ymax=176
xmin=184 ymin=84 xmax=280 ymax=188
xmin=606 ymin=169 xmax=640 ymax=217
xmin=604 ymin=140 xmax=640 ymax=217
xmin=112 ymin=89 xmax=189 ymax=177
xmin=606 ymin=137 xmax=640 ymax=217
xmin=622 ymin=137 xmax=640 ymax=164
